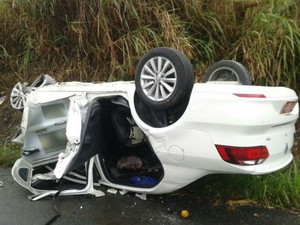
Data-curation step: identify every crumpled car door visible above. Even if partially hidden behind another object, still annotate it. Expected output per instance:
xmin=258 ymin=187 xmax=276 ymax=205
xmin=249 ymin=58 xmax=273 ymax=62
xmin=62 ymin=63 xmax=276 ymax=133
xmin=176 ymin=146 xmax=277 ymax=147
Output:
xmin=54 ymin=98 xmax=104 ymax=178
xmin=53 ymin=96 xmax=89 ymax=178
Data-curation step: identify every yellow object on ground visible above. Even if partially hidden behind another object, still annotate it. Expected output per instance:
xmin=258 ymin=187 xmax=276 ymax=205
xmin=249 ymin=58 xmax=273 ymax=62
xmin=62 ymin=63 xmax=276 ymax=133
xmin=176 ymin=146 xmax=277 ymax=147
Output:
xmin=181 ymin=210 xmax=189 ymax=218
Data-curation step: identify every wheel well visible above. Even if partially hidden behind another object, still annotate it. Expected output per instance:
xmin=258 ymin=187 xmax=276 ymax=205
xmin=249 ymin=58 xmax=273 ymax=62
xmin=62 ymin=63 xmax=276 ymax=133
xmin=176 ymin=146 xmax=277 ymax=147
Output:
xmin=133 ymin=91 xmax=191 ymax=128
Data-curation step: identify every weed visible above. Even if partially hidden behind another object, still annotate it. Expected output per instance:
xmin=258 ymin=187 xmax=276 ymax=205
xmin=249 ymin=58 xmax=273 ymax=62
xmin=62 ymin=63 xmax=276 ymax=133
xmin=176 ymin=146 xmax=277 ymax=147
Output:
xmin=0 ymin=145 xmax=21 ymax=167
xmin=0 ymin=0 xmax=300 ymax=92
xmin=189 ymin=158 xmax=300 ymax=210
xmin=246 ymin=159 xmax=300 ymax=209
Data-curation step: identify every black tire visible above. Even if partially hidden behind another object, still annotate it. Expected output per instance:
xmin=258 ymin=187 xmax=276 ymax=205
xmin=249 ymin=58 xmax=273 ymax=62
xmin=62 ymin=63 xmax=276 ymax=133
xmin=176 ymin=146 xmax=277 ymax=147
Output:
xmin=135 ymin=47 xmax=194 ymax=109
xmin=204 ymin=60 xmax=251 ymax=85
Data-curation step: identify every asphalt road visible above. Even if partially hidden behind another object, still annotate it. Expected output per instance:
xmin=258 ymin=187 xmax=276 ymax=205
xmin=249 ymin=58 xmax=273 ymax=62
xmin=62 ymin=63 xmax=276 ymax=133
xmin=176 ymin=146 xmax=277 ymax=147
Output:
xmin=1 ymin=167 xmax=299 ymax=225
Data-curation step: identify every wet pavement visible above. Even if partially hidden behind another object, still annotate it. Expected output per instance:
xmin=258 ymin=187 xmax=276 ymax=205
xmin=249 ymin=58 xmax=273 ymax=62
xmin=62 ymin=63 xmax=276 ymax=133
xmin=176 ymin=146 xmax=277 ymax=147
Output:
xmin=1 ymin=167 xmax=299 ymax=225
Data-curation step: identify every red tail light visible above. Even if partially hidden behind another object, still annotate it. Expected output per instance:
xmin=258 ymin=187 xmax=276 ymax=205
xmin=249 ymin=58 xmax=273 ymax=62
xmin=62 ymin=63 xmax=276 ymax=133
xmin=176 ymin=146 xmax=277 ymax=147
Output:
xmin=216 ymin=145 xmax=269 ymax=165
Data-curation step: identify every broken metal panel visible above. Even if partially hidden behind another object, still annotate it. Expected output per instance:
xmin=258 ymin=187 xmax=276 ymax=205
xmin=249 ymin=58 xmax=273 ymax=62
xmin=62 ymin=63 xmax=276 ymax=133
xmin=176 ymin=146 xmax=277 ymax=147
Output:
xmin=11 ymin=105 xmax=30 ymax=145
xmin=24 ymin=95 xmax=90 ymax=182
xmin=0 ymin=96 xmax=6 ymax=105
xmin=30 ymin=74 xmax=56 ymax=88
xmin=26 ymin=90 xmax=75 ymax=105
xmin=19 ymin=98 xmax=69 ymax=167
xmin=54 ymin=96 xmax=90 ymax=179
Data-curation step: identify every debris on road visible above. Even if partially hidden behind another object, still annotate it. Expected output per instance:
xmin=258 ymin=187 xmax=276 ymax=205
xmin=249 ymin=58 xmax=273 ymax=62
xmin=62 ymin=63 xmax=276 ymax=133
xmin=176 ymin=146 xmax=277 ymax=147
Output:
xmin=119 ymin=190 xmax=128 ymax=195
xmin=107 ymin=188 xmax=118 ymax=194
xmin=227 ymin=199 xmax=256 ymax=209
xmin=94 ymin=190 xmax=105 ymax=197
xmin=135 ymin=193 xmax=147 ymax=200
xmin=181 ymin=209 xmax=189 ymax=219
xmin=0 ymin=96 xmax=6 ymax=105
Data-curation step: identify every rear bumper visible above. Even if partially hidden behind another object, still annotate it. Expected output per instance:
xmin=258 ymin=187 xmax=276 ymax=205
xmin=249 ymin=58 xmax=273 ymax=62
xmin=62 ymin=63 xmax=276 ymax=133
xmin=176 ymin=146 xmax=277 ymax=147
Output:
xmin=253 ymin=153 xmax=293 ymax=175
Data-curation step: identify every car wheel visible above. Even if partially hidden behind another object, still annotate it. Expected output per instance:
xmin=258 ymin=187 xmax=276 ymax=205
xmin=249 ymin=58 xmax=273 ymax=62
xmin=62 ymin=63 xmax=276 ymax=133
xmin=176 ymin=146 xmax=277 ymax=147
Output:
xmin=10 ymin=75 xmax=56 ymax=110
xmin=135 ymin=47 xmax=194 ymax=109
xmin=204 ymin=60 xmax=251 ymax=85
xmin=10 ymin=82 xmax=28 ymax=110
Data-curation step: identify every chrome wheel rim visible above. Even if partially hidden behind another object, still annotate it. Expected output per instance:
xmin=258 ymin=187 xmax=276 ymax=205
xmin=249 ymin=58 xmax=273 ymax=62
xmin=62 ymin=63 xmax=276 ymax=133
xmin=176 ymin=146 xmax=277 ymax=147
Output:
xmin=140 ymin=57 xmax=177 ymax=101
xmin=209 ymin=67 xmax=240 ymax=82
xmin=10 ymin=82 xmax=27 ymax=109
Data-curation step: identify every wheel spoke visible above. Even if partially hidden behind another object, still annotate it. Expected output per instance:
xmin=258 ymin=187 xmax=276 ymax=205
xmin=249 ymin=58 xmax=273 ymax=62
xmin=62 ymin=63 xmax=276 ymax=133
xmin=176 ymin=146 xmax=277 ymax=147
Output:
xmin=147 ymin=82 xmax=156 ymax=97
xmin=11 ymin=91 xmax=20 ymax=97
xmin=161 ymin=60 xmax=170 ymax=74
xmin=162 ymin=77 xmax=176 ymax=84
xmin=141 ymin=74 xmax=155 ymax=80
xmin=157 ymin=57 xmax=162 ymax=73
xmin=16 ymin=98 xmax=22 ymax=108
xmin=161 ymin=80 xmax=174 ymax=93
xmin=12 ymin=87 xmax=20 ymax=95
xmin=154 ymin=83 xmax=159 ymax=100
xmin=142 ymin=81 xmax=154 ymax=89
xmin=149 ymin=58 xmax=157 ymax=73
xmin=164 ymin=67 xmax=175 ymax=77
xmin=17 ymin=99 xmax=23 ymax=108
xmin=159 ymin=85 xmax=167 ymax=99
xmin=144 ymin=65 xmax=156 ymax=77
xmin=12 ymin=97 xmax=17 ymax=104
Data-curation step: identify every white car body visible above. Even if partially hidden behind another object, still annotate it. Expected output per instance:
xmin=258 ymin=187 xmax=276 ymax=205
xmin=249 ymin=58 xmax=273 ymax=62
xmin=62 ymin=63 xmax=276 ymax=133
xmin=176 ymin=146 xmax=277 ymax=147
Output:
xmin=11 ymin=80 xmax=299 ymax=198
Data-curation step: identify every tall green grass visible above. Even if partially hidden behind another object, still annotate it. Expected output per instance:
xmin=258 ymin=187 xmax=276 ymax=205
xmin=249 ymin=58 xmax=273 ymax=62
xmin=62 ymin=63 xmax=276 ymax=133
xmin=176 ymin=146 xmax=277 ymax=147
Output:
xmin=192 ymin=159 xmax=300 ymax=210
xmin=1 ymin=0 xmax=300 ymax=92
xmin=247 ymin=159 xmax=300 ymax=209
xmin=231 ymin=10 xmax=300 ymax=89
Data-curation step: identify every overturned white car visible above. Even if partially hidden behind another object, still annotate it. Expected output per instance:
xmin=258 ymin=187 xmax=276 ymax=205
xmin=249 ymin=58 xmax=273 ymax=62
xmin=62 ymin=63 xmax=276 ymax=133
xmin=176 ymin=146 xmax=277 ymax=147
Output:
xmin=10 ymin=47 xmax=299 ymax=199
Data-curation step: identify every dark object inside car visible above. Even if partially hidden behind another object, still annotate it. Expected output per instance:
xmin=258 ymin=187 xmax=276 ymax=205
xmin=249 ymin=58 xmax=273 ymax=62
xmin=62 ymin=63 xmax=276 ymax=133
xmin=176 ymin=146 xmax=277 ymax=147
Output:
xmin=66 ymin=97 xmax=164 ymax=188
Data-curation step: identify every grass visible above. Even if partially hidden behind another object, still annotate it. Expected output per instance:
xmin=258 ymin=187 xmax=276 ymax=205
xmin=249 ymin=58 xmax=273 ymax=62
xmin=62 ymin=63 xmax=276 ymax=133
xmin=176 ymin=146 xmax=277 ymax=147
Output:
xmin=248 ymin=159 xmax=300 ymax=209
xmin=0 ymin=144 xmax=21 ymax=167
xmin=187 ymin=158 xmax=300 ymax=210
xmin=1 ymin=0 xmax=300 ymax=91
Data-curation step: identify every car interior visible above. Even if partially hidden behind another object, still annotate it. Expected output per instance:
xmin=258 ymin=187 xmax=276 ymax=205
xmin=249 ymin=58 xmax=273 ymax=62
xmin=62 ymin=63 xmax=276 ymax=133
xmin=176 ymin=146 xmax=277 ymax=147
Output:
xmin=30 ymin=96 xmax=165 ymax=190
xmin=82 ymin=96 xmax=165 ymax=188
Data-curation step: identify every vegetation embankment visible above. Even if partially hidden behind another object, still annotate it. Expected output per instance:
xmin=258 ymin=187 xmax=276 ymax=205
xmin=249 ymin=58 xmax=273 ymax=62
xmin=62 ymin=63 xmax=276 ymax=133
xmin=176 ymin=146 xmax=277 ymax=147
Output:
xmin=193 ymin=156 xmax=300 ymax=211
xmin=0 ymin=0 xmax=299 ymax=210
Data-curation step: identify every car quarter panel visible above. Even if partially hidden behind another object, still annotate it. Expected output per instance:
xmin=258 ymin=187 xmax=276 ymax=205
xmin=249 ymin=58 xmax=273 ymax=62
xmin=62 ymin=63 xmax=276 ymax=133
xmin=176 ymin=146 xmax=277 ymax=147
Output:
xmin=131 ymin=83 xmax=298 ymax=181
